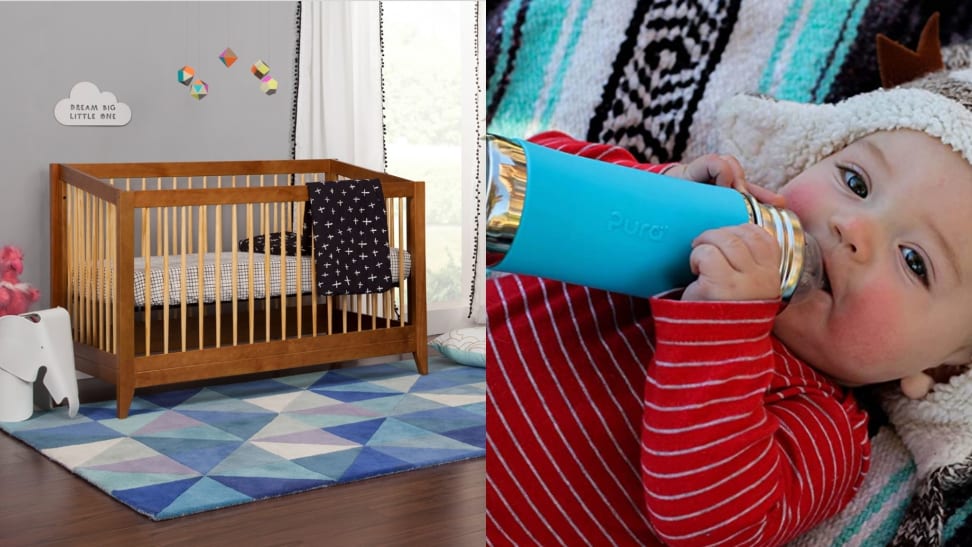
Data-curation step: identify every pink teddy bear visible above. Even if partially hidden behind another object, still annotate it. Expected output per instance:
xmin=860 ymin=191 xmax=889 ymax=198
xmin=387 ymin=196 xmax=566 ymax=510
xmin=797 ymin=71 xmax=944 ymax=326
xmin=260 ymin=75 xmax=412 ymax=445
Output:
xmin=0 ymin=245 xmax=40 ymax=317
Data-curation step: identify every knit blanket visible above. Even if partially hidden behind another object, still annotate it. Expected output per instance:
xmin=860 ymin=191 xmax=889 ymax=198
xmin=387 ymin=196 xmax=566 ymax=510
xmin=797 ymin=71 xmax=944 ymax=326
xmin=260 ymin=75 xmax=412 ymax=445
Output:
xmin=488 ymin=1 xmax=972 ymax=545
xmin=307 ymin=179 xmax=394 ymax=295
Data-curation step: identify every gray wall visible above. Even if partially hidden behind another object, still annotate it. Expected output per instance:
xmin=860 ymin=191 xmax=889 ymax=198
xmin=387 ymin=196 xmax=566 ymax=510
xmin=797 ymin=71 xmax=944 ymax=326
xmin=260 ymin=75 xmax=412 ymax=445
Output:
xmin=0 ymin=2 xmax=297 ymax=306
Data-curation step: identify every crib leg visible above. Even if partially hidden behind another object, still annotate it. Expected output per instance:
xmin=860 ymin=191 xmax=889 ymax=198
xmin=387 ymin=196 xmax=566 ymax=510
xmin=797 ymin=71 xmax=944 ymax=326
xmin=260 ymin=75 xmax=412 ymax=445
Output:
xmin=115 ymin=386 xmax=135 ymax=418
xmin=413 ymin=344 xmax=428 ymax=375
xmin=115 ymin=372 xmax=135 ymax=419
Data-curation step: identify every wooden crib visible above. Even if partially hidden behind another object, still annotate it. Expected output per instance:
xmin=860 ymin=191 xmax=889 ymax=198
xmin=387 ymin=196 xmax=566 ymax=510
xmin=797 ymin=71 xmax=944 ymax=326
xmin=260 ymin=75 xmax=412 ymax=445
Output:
xmin=49 ymin=159 xmax=426 ymax=418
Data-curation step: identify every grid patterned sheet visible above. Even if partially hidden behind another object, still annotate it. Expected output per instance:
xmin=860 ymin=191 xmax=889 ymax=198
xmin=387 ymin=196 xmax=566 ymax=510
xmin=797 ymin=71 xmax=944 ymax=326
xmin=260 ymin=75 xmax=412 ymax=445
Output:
xmin=132 ymin=250 xmax=411 ymax=307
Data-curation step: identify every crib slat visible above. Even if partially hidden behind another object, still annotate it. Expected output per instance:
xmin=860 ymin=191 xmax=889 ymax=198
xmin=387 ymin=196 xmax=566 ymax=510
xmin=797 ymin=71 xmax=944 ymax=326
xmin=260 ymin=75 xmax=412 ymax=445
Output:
xmin=278 ymin=196 xmax=287 ymax=341
xmin=82 ymin=188 xmax=88 ymax=339
xmin=262 ymin=201 xmax=271 ymax=342
xmin=105 ymin=200 xmax=113 ymax=352
xmin=180 ymin=206 xmax=188 ymax=353
xmin=246 ymin=196 xmax=255 ymax=344
xmin=295 ymin=182 xmax=304 ymax=339
xmin=142 ymin=202 xmax=151 ymax=356
xmin=231 ymin=188 xmax=240 ymax=346
xmin=342 ymin=295 xmax=348 ymax=334
xmin=215 ymin=179 xmax=223 ymax=349
xmin=85 ymin=192 xmax=93 ymax=345
xmin=162 ymin=206 xmax=170 ymax=354
xmin=64 ymin=186 xmax=74 ymax=336
xmin=76 ymin=190 xmax=84 ymax=344
xmin=371 ymin=293 xmax=377 ymax=330
xmin=385 ymin=197 xmax=393 ymax=328
xmin=398 ymin=197 xmax=407 ymax=326
xmin=84 ymin=189 xmax=89 ymax=342
xmin=79 ymin=192 xmax=85 ymax=344
xmin=97 ymin=197 xmax=104 ymax=350
xmin=103 ymin=200 xmax=111 ymax=352
xmin=75 ymin=187 xmax=83 ymax=338
xmin=155 ymin=179 xmax=163 ymax=258
xmin=187 ymin=177 xmax=194 ymax=255
xmin=311 ymin=187 xmax=319 ymax=336
xmin=104 ymin=199 xmax=111 ymax=352
xmin=109 ymin=202 xmax=117 ymax=355
xmin=197 ymin=203 xmax=206 ymax=350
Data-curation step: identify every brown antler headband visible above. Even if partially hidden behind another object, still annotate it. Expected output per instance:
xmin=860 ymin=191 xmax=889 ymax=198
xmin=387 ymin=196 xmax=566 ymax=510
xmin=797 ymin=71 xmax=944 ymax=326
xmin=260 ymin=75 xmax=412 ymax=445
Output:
xmin=876 ymin=12 xmax=944 ymax=89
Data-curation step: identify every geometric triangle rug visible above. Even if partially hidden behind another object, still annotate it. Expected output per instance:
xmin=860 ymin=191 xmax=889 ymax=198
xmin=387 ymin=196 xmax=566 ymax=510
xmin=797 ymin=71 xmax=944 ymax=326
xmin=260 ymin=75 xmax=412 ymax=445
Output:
xmin=0 ymin=356 xmax=485 ymax=520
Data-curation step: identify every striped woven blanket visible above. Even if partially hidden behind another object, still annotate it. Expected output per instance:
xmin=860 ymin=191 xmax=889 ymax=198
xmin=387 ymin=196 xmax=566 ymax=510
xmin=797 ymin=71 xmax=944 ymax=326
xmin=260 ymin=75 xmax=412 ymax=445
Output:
xmin=488 ymin=2 xmax=972 ymax=545
xmin=488 ymin=0 xmax=972 ymax=163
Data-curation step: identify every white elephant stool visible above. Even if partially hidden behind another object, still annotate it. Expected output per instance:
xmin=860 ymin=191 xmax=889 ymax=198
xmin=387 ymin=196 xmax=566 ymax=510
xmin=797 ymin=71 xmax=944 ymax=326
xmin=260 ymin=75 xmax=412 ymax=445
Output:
xmin=0 ymin=307 xmax=79 ymax=422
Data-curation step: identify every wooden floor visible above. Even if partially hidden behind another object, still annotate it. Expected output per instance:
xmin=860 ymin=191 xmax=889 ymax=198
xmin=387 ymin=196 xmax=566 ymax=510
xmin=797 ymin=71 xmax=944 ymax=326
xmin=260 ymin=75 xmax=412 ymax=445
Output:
xmin=0 ymin=359 xmax=486 ymax=547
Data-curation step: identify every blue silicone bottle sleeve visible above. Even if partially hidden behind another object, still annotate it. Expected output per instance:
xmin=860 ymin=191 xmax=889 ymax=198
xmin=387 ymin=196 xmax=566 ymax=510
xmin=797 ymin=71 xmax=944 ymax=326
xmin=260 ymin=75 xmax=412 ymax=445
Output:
xmin=497 ymin=139 xmax=751 ymax=298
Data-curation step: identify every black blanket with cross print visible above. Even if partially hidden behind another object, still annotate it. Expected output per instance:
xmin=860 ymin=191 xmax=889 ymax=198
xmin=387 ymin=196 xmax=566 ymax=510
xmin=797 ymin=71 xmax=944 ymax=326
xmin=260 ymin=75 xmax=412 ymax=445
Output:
xmin=306 ymin=179 xmax=394 ymax=295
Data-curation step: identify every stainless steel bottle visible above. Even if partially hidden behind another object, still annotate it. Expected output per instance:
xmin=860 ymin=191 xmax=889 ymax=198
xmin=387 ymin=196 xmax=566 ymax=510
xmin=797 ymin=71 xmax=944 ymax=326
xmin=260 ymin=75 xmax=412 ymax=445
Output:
xmin=486 ymin=134 xmax=823 ymax=302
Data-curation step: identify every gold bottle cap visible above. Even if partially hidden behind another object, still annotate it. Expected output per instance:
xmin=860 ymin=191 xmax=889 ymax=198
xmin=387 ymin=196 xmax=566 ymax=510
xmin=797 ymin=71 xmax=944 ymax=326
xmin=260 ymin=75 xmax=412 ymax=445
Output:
xmin=741 ymin=193 xmax=808 ymax=302
xmin=485 ymin=134 xmax=529 ymax=268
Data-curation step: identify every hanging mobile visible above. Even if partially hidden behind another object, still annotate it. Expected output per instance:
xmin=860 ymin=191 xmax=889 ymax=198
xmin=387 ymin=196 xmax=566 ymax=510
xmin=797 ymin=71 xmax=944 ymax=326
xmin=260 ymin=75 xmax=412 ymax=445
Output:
xmin=260 ymin=75 xmax=278 ymax=95
xmin=219 ymin=47 xmax=238 ymax=68
xmin=251 ymin=60 xmax=270 ymax=78
xmin=251 ymin=60 xmax=276 ymax=96
xmin=190 ymin=79 xmax=209 ymax=100
xmin=177 ymin=65 xmax=195 ymax=86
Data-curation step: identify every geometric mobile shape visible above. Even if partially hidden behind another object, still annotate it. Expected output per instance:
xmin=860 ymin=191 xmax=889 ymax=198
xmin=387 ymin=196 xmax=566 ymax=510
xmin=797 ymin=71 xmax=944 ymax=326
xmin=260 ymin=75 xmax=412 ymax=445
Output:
xmin=251 ymin=59 xmax=270 ymax=79
xmin=259 ymin=75 xmax=278 ymax=96
xmin=219 ymin=47 xmax=238 ymax=68
xmin=190 ymin=79 xmax=209 ymax=100
xmin=177 ymin=65 xmax=195 ymax=86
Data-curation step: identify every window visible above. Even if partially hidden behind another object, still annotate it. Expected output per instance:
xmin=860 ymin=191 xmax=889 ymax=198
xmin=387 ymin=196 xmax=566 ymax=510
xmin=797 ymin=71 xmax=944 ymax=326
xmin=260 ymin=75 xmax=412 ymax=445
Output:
xmin=296 ymin=1 xmax=484 ymax=334
xmin=382 ymin=1 xmax=483 ymax=333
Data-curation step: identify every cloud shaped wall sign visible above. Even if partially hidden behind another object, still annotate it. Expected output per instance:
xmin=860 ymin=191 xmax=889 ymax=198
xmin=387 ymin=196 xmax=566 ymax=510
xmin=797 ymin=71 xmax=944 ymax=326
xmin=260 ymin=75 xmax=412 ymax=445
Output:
xmin=54 ymin=82 xmax=132 ymax=126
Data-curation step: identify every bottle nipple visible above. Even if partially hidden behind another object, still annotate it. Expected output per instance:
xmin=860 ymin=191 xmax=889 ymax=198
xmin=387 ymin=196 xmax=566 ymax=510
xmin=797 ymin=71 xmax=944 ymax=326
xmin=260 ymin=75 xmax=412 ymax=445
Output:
xmin=789 ymin=232 xmax=824 ymax=304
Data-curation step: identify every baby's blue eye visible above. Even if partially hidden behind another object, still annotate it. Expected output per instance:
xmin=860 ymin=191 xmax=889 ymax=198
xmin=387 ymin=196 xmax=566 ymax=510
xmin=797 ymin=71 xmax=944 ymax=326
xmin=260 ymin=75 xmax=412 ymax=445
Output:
xmin=842 ymin=168 xmax=868 ymax=198
xmin=902 ymin=247 xmax=929 ymax=285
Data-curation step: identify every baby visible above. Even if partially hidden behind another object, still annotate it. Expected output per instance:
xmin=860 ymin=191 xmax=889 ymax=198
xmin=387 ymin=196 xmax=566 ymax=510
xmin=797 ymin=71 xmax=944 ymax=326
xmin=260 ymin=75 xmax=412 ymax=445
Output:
xmin=670 ymin=128 xmax=972 ymax=397
xmin=486 ymin=18 xmax=972 ymax=547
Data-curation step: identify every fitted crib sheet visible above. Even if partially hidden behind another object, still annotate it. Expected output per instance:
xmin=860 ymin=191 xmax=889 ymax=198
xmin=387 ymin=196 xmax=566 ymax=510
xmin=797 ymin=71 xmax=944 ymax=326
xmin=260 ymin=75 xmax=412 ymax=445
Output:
xmin=132 ymin=250 xmax=411 ymax=307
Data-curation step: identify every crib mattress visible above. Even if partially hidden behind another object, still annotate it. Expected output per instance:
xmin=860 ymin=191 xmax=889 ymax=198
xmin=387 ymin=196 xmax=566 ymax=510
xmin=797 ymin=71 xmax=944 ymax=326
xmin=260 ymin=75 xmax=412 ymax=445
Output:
xmin=132 ymin=250 xmax=411 ymax=307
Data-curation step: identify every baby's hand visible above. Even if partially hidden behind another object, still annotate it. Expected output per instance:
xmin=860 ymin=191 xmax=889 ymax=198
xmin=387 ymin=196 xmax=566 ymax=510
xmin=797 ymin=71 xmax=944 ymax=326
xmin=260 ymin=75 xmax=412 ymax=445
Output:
xmin=666 ymin=154 xmax=786 ymax=208
xmin=681 ymin=224 xmax=782 ymax=302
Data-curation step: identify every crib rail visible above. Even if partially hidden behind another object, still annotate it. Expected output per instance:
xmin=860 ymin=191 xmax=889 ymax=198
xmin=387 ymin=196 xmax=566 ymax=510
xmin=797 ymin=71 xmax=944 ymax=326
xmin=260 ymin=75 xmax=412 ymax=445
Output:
xmin=50 ymin=160 xmax=426 ymax=417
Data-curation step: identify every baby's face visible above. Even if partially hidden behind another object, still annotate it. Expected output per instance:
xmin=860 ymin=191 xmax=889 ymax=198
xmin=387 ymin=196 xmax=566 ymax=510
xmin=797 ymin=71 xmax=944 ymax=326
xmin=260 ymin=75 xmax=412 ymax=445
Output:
xmin=772 ymin=130 xmax=972 ymax=386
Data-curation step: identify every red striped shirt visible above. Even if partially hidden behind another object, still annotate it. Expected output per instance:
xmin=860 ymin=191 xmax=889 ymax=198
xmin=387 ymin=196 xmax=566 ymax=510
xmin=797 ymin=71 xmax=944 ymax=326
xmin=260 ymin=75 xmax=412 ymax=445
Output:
xmin=486 ymin=133 xmax=870 ymax=546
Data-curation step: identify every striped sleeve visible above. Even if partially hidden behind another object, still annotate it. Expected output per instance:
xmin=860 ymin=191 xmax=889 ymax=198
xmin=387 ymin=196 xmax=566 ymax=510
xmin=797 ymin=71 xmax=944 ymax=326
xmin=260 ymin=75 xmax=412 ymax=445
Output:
xmin=486 ymin=274 xmax=664 ymax=546
xmin=643 ymin=296 xmax=870 ymax=546
xmin=528 ymin=130 xmax=676 ymax=173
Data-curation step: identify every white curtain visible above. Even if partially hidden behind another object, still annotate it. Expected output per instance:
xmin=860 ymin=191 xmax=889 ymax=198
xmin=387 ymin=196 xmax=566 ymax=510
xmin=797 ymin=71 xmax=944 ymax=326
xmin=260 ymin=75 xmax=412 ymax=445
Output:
xmin=466 ymin=0 xmax=486 ymax=325
xmin=295 ymin=1 xmax=486 ymax=331
xmin=294 ymin=1 xmax=383 ymax=170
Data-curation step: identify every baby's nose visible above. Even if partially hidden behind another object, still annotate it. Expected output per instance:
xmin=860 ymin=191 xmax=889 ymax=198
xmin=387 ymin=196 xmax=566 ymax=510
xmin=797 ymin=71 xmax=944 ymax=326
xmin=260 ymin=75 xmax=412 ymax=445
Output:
xmin=833 ymin=215 xmax=876 ymax=261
